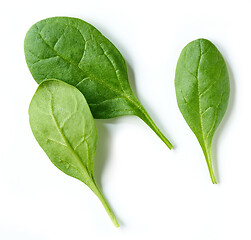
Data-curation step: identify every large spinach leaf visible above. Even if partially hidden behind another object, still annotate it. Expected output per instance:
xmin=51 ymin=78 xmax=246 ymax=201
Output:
xmin=24 ymin=17 xmax=173 ymax=149
xmin=29 ymin=79 xmax=119 ymax=227
xmin=175 ymin=39 xmax=230 ymax=183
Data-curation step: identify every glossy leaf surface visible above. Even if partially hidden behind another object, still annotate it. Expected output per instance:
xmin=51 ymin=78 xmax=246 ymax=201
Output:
xmin=29 ymin=79 xmax=119 ymax=226
xmin=24 ymin=17 xmax=172 ymax=149
xmin=175 ymin=39 xmax=230 ymax=183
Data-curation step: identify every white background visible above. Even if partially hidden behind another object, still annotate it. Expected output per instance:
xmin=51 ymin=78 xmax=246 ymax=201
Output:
xmin=0 ymin=0 xmax=250 ymax=239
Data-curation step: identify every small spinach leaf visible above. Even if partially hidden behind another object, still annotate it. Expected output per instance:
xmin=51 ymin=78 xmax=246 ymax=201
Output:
xmin=175 ymin=39 xmax=230 ymax=183
xmin=24 ymin=17 xmax=173 ymax=149
xmin=29 ymin=79 xmax=119 ymax=227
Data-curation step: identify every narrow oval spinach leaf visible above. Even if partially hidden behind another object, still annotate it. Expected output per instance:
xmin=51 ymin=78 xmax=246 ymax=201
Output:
xmin=24 ymin=17 xmax=173 ymax=149
xmin=29 ymin=79 xmax=119 ymax=227
xmin=175 ymin=39 xmax=230 ymax=183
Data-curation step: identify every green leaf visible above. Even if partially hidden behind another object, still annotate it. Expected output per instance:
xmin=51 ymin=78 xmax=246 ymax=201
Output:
xmin=175 ymin=39 xmax=230 ymax=183
xmin=24 ymin=17 xmax=173 ymax=149
xmin=29 ymin=79 xmax=119 ymax=227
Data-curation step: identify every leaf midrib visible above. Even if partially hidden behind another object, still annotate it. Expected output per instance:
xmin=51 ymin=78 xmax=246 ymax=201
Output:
xmin=196 ymin=41 xmax=221 ymax=150
xmin=46 ymin=87 xmax=91 ymax=179
xmin=36 ymin=30 xmax=143 ymax=113
xmin=196 ymin=40 xmax=210 ymax=158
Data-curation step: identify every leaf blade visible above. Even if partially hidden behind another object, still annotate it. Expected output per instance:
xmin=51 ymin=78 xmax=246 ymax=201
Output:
xmin=29 ymin=79 xmax=119 ymax=226
xmin=25 ymin=17 xmax=133 ymax=115
xmin=29 ymin=79 xmax=95 ymax=181
xmin=175 ymin=39 xmax=230 ymax=183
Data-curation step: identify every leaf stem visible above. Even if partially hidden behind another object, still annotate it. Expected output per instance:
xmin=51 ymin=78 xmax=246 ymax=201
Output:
xmin=136 ymin=103 xmax=173 ymax=149
xmin=208 ymin=166 xmax=217 ymax=184
xmin=203 ymin=148 xmax=217 ymax=184
xmin=90 ymin=181 xmax=120 ymax=227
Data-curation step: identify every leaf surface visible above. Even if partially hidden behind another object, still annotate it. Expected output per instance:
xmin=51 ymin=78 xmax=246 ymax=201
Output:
xmin=29 ymin=79 xmax=119 ymax=226
xmin=24 ymin=17 xmax=172 ymax=149
xmin=175 ymin=39 xmax=230 ymax=183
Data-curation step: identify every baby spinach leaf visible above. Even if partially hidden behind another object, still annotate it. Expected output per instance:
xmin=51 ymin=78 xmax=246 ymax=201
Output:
xmin=29 ymin=79 xmax=119 ymax=227
xmin=24 ymin=17 xmax=173 ymax=149
xmin=175 ymin=39 xmax=230 ymax=183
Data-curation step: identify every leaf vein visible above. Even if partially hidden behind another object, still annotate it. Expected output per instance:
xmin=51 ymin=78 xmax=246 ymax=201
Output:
xmin=60 ymin=112 xmax=78 ymax=129
xmin=88 ymin=97 xmax=124 ymax=106
xmin=99 ymin=42 xmax=125 ymax=93
xmin=74 ymin=137 xmax=86 ymax=150
xmin=53 ymin=27 xmax=68 ymax=49
xmin=199 ymin=63 xmax=225 ymax=97
xmin=48 ymin=93 xmax=89 ymax=175
xmin=37 ymin=31 xmax=129 ymax=100
xmin=201 ymin=106 xmax=214 ymax=116
xmin=32 ymin=56 xmax=59 ymax=65
xmin=196 ymin=40 xmax=206 ymax=143
xmin=181 ymin=91 xmax=198 ymax=114
xmin=75 ymin=77 xmax=90 ymax=87
xmin=205 ymin=110 xmax=217 ymax=140
xmin=47 ymin=138 xmax=67 ymax=147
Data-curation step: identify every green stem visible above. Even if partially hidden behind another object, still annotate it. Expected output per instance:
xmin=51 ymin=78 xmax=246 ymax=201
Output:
xmin=90 ymin=181 xmax=119 ymax=227
xmin=125 ymin=93 xmax=173 ymax=149
xmin=137 ymin=105 xmax=173 ymax=150
xmin=203 ymin=148 xmax=217 ymax=184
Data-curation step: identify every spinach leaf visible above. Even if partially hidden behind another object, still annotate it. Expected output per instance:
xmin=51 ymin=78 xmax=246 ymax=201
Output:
xmin=175 ymin=39 xmax=230 ymax=183
xmin=24 ymin=17 xmax=173 ymax=149
xmin=29 ymin=79 xmax=119 ymax=227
